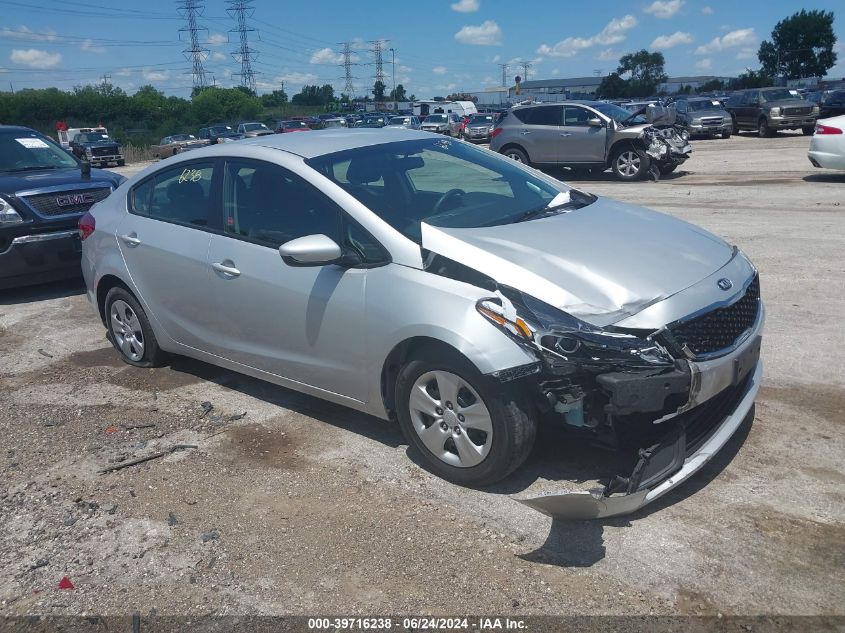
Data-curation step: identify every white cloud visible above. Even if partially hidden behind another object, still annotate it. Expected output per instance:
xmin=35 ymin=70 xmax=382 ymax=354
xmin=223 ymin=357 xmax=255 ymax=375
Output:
xmin=276 ymin=71 xmax=318 ymax=84
xmin=650 ymin=31 xmax=693 ymax=49
xmin=80 ymin=39 xmax=106 ymax=54
xmin=207 ymin=33 xmax=227 ymax=46
xmin=398 ymin=65 xmax=413 ymax=73
xmin=432 ymin=66 xmax=447 ymax=75
xmin=695 ymin=58 xmax=712 ymax=70
xmin=537 ymin=15 xmax=637 ymax=57
xmin=310 ymin=47 xmax=343 ymax=65
xmin=597 ymin=48 xmax=618 ymax=61
xmin=695 ymin=28 xmax=755 ymax=54
xmin=491 ymin=54 xmax=500 ymax=63
xmin=0 ymin=26 xmax=57 ymax=42
xmin=643 ymin=0 xmax=683 ymax=19
xmin=701 ymin=6 xmax=713 ymax=15
xmin=736 ymin=47 xmax=756 ymax=60
xmin=114 ymin=68 xmax=132 ymax=77
xmin=450 ymin=0 xmax=479 ymax=12
xmin=142 ymin=69 xmax=170 ymax=82
xmin=454 ymin=20 xmax=503 ymax=46
xmin=211 ymin=51 xmax=227 ymax=61
xmin=10 ymin=48 xmax=61 ymax=68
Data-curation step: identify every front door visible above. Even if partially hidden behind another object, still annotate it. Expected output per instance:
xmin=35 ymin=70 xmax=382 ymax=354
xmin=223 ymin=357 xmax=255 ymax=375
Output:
xmin=204 ymin=158 xmax=369 ymax=400
xmin=560 ymin=106 xmax=607 ymax=163
xmin=518 ymin=105 xmax=564 ymax=164
xmin=117 ymin=159 xmax=218 ymax=351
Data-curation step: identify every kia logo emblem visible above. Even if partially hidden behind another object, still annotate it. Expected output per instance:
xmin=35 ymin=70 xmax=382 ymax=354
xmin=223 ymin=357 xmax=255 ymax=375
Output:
xmin=56 ymin=193 xmax=94 ymax=207
xmin=717 ymin=278 xmax=733 ymax=291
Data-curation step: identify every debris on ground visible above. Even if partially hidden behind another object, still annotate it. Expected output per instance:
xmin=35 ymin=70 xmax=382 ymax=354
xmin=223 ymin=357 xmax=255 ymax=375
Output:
xmin=30 ymin=558 xmax=49 ymax=570
xmin=97 ymin=444 xmax=198 ymax=474
xmin=200 ymin=401 xmax=214 ymax=418
xmin=201 ymin=530 xmax=219 ymax=543
xmin=123 ymin=423 xmax=156 ymax=430
xmin=225 ymin=412 xmax=247 ymax=422
xmin=37 ymin=349 xmax=53 ymax=358
xmin=57 ymin=576 xmax=74 ymax=590
xmin=104 ymin=425 xmax=119 ymax=434
xmin=167 ymin=512 xmax=178 ymax=526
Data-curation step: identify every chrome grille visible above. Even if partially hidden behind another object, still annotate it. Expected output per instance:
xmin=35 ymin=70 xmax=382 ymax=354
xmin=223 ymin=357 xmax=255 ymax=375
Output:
xmin=669 ymin=276 xmax=761 ymax=357
xmin=91 ymin=146 xmax=119 ymax=157
xmin=783 ymin=106 xmax=811 ymax=116
xmin=20 ymin=186 xmax=112 ymax=217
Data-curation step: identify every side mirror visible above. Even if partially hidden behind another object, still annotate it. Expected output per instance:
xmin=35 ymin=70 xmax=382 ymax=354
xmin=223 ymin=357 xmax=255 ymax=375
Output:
xmin=278 ymin=234 xmax=343 ymax=267
xmin=587 ymin=117 xmax=604 ymax=127
xmin=80 ymin=161 xmax=91 ymax=179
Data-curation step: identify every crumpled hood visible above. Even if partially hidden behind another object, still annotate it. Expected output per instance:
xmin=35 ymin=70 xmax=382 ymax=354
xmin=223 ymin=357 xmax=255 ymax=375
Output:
xmin=420 ymin=197 xmax=734 ymax=326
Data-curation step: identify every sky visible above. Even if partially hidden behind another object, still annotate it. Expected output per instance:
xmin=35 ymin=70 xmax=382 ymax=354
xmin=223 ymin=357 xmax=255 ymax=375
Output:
xmin=1 ymin=0 xmax=844 ymax=98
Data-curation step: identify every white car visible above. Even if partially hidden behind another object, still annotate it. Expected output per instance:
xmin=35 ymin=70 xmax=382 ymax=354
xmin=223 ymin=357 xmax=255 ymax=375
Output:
xmin=808 ymin=115 xmax=845 ymax=170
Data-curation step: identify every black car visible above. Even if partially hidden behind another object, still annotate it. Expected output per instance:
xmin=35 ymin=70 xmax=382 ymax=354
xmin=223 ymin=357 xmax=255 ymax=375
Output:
xmin=69 ymin=131 xmax=125 ymax=167
xmin=0 ymin=126 xmax=124 ymax=289
xmin=816 ymin=89 xmax=845 ymax=119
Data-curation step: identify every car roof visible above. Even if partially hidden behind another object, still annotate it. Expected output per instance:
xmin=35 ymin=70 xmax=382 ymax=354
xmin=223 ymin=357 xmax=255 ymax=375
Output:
xmin=0 ymin=125 xmax=37 ymax=133
xmin=218 ymin=128 xmax=433 ymax=159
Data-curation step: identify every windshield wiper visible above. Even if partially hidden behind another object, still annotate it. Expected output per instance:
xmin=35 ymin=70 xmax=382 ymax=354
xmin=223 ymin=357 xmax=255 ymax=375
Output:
xmin=514 ymin=202 xmax=572 ymax=223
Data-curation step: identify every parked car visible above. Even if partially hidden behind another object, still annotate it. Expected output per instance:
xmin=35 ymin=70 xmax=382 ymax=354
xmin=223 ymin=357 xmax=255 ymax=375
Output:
xmin=198 ymin=125 xmax=241 ymax=144
xmin=276 ymin=120 xmax=312 ymax=133
xmin=490 ymin=101 xmax=692 ymax=181
xmin=462 ymin=113 xmax=497 ymax=143
xmin=808 ymin=115 xmax=845 ymax=171
xmin=673 ymin=97 xmax=732 ymax=139
xmin=70 ymin=131 xmax=125 ymax=167
xmin=725 ymin=88 xmax=818 ymax=137
xmin=81 ymin=129 xmax=763 ymax=519
xmin=814 ymin=90 xmax=845 ymax=119
xmin=237 ymin=122 xmax=274 ymax=138
xmin=386 ymin=116 xmax=421 ymax=130
xmin=0 ymin=125 xmax=123 ymax=289
xmin=151 ymin=134 xmax=208 ymax=159
xmin=323 ymin=118 xmax=349 ymax=129
xmin=420 ymin=113 xmax=450 ymax=134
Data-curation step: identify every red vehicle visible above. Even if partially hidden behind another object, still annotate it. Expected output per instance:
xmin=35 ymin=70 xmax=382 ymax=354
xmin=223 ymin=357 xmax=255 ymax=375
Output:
xmin=276 ymin=120 xmax=312 ymax=133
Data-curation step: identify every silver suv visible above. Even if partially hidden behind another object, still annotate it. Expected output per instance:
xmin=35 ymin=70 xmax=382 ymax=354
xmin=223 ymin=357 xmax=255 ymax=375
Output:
xmin=490 ymin=102 xmax=691 ymax=181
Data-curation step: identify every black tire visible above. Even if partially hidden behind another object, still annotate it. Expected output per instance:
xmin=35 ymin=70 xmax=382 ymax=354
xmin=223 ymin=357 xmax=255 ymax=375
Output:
xmin=395 ymin=350 xmax=536 ymax=487
xmin=731 ymin=115 xmax=739 ymax=134
xmin=758 ymin=117 xmax=772 ymax=138
xmin=802 ymin=126 xmax=815 ymax=136
xmin=117 ymin=159 xmax=125 ymax=166
xmin=502 ymin=146 xmax=530 ymax=165
xmin=104 ymin=287 xmax=166 ymax=368
xmin=721 ymin=130 xmax=732 ymax=139
xmin=611 ymin=145 xmax=650 ymax=181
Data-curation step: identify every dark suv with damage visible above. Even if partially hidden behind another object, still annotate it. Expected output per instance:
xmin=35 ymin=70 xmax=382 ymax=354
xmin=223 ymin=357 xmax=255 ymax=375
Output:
xmin=0 ymin=125 xmax=124 ymax=289
xmin=725 ymin=87 xmax=818 ymax=137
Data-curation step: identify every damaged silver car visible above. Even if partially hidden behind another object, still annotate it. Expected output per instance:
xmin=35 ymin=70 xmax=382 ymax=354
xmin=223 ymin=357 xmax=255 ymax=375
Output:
xmin=81 ymin=129 xmax=762 ymax=520
xmin=490 ymin=101 xmax=692 ymax=181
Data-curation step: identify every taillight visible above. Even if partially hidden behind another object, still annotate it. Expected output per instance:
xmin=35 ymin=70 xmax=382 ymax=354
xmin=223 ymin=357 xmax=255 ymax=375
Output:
xmin=491 ymin=127 xmax=503 ymax=138
xmin=78 ymin=211 xmax=95 ymax=240
xmin=815 ymin=124 xmax=843 ymax=135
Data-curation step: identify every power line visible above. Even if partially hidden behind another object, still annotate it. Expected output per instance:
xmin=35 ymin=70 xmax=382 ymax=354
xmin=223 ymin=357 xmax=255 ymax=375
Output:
xmin=498 ymin=63 xmax=509 ymax=87
xmin=521 ymin=61 xmax=533 ymax=82
xmin=370 ymin=39 xmax=389 ymax=86
xmin=339 ymin=42 xmax=358 ymax=97
xmin=226 ymin=0 xmax=258 ymax=93
xmin=177 ymin=0 xmax=209 ymax=90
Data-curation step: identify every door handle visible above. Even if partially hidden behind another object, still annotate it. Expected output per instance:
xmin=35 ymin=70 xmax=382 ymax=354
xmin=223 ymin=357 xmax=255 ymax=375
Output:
xmin=212 ymin=261 xmax=241 ymax=277
xmin=559 ymin=132 xmax=572 ymax=137
xmin=521 ymin=130 xmax=531 ymax=135
xmin=119 ymin=233 xmax=141 ymax=247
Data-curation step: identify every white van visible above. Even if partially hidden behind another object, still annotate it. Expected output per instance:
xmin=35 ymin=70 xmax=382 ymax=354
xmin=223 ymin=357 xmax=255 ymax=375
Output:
xmin=413 ymin=100 xmax=478 ymax=118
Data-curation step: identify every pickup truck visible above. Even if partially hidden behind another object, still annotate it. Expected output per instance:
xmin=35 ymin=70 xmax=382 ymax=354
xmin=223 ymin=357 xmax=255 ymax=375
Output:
xmin=0 ymin=125 xmax=124 ymax=289
xmin=70 ymin=130 xmax=125 ymax=167
xmin=725 ymin=87 xmax=819 ymax=137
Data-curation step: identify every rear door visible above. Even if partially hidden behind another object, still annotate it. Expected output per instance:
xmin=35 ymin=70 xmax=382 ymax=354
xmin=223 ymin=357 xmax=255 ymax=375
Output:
xmin=117 ymin=159 xmax=219 ymax=351
xmin=516 ymin=105 xmax=564 ymax=164
xmin=561 ymin=105 xmax=607 ymax=163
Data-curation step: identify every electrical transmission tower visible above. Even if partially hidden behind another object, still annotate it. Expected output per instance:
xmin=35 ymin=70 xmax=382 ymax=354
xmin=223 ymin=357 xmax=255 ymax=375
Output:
xmin=521 ymin=61 xmax=533 ymax=81
xmin=369 ymin=39 xmax=389 ymax=85
xmin=339 ymin=42 xmax=357 ymax=97
xmin=498 ymin=63 xmax=508 ymax=87
xmin=177 ymin=0 xmax=209 ymax=90
xmin=226 ymin=0 xmax=259 ymax=92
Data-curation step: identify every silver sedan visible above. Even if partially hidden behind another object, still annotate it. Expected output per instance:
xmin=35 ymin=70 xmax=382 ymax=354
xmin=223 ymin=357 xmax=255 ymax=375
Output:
xmin=80 ymin=129 xmax=763 ymax=519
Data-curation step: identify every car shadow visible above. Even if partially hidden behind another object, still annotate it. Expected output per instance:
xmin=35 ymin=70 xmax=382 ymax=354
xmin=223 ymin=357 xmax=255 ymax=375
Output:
xmin=0 ymin=277 xmax=85 ymax=305
xmin=517 ymin=407 xmax=755 ymax=568
xmin=803 ymin=172 xmax=845 ymax=183
xmin=542 ymin=166 xmax=690 ymax=184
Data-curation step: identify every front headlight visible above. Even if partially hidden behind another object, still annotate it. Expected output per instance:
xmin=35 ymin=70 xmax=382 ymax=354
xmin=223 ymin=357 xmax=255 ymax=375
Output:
xmin=691 ymin=118 xmax=701 ymax=125
xmin=769 ymin=107 xmax=782 ymax=116
xmin=0 ymin=197 xmax=24 ymax=224
xmin=812 ymin=105 xmax=820 ymax=114
xmin=681 ymin=129 xmax=690 ymax=141
xmin=84 ymin=147 xmax=93 ymax=156
xmin=476 ymin=288 xmax=674 ymax=370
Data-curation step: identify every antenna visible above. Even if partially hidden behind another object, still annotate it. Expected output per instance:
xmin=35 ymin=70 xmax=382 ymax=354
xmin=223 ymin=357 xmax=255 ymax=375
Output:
xmin=226 ymin=0 xmax=259 ymax=93
xmin=338 ymin=42 xmax=358 ymax=97
xmin=177 ymin=0 xmax=209 ymax=90
xmin=498 ymin=63 xmax=508 ymax=87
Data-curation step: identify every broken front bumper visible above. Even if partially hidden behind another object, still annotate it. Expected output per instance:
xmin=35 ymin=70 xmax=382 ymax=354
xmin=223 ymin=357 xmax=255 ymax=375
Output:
xmin=517 ymin=307 xmax=764 ymax=520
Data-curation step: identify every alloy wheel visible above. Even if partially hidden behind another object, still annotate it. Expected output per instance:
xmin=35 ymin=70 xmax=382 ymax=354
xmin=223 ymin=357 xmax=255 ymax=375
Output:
xmin=506 ymin=151 xmax=523 ymax=163
xmin=109 ymin=299 xmax=145 ymax=362
xmin=407 ymin=370 xmax=493 ymax=468
xmin=616 ymin=150 xmax=641 ymax=177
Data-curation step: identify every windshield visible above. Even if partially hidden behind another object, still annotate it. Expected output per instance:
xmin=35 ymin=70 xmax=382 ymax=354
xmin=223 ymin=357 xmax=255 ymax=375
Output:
xmin=0 ymin=131 xmax=78 ymax=172
xmin=761 ymin=89 xmax=800 ymax=102
xmin=469 ymin=115 xmax=494 ymax=124
xmin=243 ymin=123 xmax=267 ymax=131
xmin=285 ymin=121 xmax=307 ymax=128
xmin=78 ymin=133 xmax=111 ymax=143
xmin=388 ymin=117 xmax=408 ymax=125
xmin=210 ymin=126 xmax=232 ymax=134
xmin=687 ymin=100 xmax=722 ymax=112
xmin=425 ymin=114 xmax=446 ymax=123
xmin=591 ymin=102 xmax=646 ymax=125
xmin=172 ymin=134 xmax=194 ymax=141
xmin=307 ymin=137 xmax=592 ymax=242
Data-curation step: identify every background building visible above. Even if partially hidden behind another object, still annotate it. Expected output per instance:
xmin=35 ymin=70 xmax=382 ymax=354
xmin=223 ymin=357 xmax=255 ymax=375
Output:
xmin=506 ymin=75 xmax=736 ymax=101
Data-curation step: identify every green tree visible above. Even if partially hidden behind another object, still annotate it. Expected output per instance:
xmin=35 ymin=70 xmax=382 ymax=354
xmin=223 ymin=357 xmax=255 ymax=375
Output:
xmin=617 ymin=49 xmax=667 ymax=96
xmin=728 ymin=69 xmax=775 ymax=90
xmin=697 ymin=78 xmax=726 ymax=93
xmin=758 ymin=10 xmax=838 ymax=79
xmin=596 ymin=72 xmax=628 ymax=98
xmin=372 ymin=80 xmax=386 ymax=102
xmin=260 ymin=89 xmax=288 ymax=108
xmin=389 ymin=84 xmax=407 ymax=101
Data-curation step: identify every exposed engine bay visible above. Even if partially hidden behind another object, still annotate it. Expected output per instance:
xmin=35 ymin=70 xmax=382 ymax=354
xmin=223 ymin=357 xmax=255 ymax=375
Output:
xmin=629 ymin=104 xmax=693 ymax=179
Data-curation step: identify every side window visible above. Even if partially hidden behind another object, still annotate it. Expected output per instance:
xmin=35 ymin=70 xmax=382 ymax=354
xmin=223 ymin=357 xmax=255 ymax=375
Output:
xmin=524 ymin=106 xmax=563 ymax=126
xmin=346 ymin=220 xmax=389 ymax=265
xmin=563 ymin=106 xmax=592 ymax=126
xmin=222 ymin=160 xmax=341 ymax=249
xmin=130 ymin=162 xmax=214 ymax=228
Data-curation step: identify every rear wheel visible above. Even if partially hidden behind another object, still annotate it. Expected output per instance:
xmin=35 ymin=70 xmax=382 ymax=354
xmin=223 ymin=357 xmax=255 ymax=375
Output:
xmin=104 ymin=287 xmax=166 ymax=368
xmin=721 ymin=129 xmax=732 ymax=139
xmin=502 ymin=146 xmax=529 ymax=165
xmin=611 ymin=146 xmax=650 ymax=181
xmin=395 ymin=351 xmax=536 ymax=486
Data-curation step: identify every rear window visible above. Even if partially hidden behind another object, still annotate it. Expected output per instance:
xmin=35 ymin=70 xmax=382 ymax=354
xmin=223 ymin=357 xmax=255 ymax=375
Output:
xmin=512 ymin=106 xmax=562 ymax=126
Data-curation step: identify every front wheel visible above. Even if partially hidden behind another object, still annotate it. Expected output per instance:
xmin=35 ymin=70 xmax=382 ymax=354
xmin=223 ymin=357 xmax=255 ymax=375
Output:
xmin=104 ymin=287 xmax=166 ymax=367
xmin=395 ymin=353 xmax=536 ymax=486
xmin=802 ymin=126 xmax=815 ymax=136
xmin=758 ymin=118 xmax=773 ymax=138
xmin=721 ymin=130 xmax=732 ymax=139
xmin=611 ymin=146 xmax=650 ymax=181
xmin=502 ymin=146 xmax=529 ymax=165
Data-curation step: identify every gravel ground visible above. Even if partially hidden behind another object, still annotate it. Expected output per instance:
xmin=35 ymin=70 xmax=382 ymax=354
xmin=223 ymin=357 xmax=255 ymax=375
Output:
xmin=0 ymin=131 xmax=843 ymax=618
